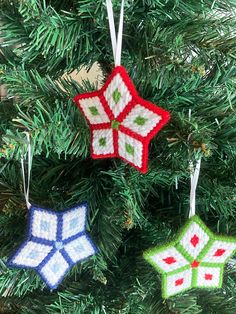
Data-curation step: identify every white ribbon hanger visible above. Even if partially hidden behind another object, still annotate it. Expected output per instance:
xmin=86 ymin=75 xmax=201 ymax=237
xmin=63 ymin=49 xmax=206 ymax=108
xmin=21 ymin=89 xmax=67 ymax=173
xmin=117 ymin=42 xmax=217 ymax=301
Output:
xmin=106 ymin=0 xmax=124 ymax=66
xmin=189 ymin=158 xmax=201 ymax=218
xmin=20 ymin=132 xmax=32 ymax=209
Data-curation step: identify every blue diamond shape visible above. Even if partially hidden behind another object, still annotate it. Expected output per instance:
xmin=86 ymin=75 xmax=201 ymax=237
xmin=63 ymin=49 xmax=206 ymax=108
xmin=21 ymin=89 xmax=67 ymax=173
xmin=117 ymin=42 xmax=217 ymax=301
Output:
xmin=27 ymin=250 xmax=39 ymax=260
xmin=69 ymin=217 xmax=78 ymax=230
xmin=74 ymin=243 xmax=84 ymax=254
xmin=40 ymin=220 xmax=50 ymax=232
xmin=51 ymin=262 xmax=60 ymax=273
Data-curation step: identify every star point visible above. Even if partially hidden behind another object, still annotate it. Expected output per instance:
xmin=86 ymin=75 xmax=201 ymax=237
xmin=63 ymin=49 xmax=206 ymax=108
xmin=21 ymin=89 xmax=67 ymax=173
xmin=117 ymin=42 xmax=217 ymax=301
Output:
xmin=74 ymin=66 xmax=170 ymax=173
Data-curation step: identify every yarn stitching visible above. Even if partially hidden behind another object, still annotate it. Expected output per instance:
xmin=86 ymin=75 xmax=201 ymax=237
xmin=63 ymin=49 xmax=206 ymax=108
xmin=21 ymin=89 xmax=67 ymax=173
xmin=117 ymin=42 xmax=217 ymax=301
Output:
xmin=144 ymin=215 xmax=236 ymax=298
xmin=8 ymin=202 xmax=97 ymax=290
xmin=74 ymin=66 xmax=170 ymax=173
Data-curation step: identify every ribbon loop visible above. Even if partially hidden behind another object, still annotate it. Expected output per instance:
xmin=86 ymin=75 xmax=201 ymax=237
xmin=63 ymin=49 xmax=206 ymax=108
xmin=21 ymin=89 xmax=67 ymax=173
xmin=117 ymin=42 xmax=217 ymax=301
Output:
xmin=106 ymin=0 xmax=124 ymax=66
xmin=21 ymin=132 xmax=32 ymax=209
xmin=189 ymin=158 xmax=201 ymax=218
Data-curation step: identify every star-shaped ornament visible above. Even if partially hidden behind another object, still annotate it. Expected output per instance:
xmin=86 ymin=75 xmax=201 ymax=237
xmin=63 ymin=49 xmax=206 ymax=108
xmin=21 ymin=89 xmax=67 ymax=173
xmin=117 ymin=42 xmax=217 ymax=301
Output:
xmin=144 ymin=215 xmax=236 ymax=298
xmin=74 ymin=66 xmax=170 ymax=173
xmin=8 ymin=203 xmax=97 ymax=289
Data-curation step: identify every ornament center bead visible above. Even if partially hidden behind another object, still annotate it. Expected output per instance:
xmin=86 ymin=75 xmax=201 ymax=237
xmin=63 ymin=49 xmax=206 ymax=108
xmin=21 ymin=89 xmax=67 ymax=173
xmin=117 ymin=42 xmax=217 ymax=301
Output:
xmin=191 ymin=260 xmax=200 ymax=268
xmin=55 ymin=241 xmax=63 ymax=250
xmin=111 ymin=120 xmax=120 ymax=130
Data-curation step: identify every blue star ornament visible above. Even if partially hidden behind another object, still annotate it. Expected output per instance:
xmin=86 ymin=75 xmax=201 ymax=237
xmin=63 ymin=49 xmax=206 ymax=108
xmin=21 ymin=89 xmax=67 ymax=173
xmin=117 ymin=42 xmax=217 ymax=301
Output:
xmin=8 ymin=203 xmax=97 ymax=289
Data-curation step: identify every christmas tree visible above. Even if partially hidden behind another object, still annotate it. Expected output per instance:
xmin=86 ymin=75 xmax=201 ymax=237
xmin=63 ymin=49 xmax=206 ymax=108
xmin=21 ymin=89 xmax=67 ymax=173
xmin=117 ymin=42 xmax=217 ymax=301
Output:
xmin=1 ymin=0 xmax=236 ymax=313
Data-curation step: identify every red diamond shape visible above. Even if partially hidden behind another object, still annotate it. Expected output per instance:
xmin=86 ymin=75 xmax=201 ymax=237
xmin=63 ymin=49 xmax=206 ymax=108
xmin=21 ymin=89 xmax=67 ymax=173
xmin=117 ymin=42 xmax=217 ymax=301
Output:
xmin=205 ymin=273 xmax=213 ymax=280
xmin=74 ymin=66 xmax=170 ymax=173
xmin=175 ymin=278 xmax=184 ymax=286
xmin=163 ymin=257 xmax=176 ymax=265
xmin=191 ymin=260 xmax=200 ymax=268
xmin=190 ymin=234 xmax=199 ymax=247
xmin=214 ymin=249 xmax=226 ymax=257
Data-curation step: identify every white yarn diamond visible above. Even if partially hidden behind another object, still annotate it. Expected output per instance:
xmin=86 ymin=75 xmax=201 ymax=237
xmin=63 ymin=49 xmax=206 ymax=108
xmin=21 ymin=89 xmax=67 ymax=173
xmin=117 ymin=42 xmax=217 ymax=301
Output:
xmin=201 ymin=240 xmax=236 ymax=264
xmin=196 ymin=266 xmax=221 ymax=287
xmin=180 ymin=221 xmax=210 ymax=259
xmin=64 ymin=235 xmax=96 ymax=263
xmin=118 ymin=131 xmax=143 ymax=168
xmin=79 ymin=96 xmax=110 ymax=125
xmin=104 ymin=73 xmax=132 ymax=118
xmin=11 ymin=241 xmax=53 ymax=268
xmin=39 ymin=251 xmax=70 ymax=288
xmin=92 ymin=129 xmax=114 ymax=155
xmin=165 ymin=268 xmax=192 ymax=298
xmin=149 ymin=247 xmax=189 ymax=273
xmin=62 ymin=205 xmax=87 ymax=241
xmin=31 ymin=210 xmax=58 ymax=241
xmin=122 ymin=104 xmax=162 ymax=137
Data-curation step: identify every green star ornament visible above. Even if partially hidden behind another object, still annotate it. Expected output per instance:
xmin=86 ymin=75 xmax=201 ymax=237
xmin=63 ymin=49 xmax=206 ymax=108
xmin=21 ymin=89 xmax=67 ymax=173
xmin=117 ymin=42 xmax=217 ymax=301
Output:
xmin=144 ymin=215 xmax=236 ymax=298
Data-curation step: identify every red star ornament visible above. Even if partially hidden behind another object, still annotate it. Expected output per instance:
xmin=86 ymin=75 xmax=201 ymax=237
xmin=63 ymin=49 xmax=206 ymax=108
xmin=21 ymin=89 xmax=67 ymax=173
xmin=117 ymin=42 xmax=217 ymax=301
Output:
xmin=74 ymin=66 xmax=170 ymax=173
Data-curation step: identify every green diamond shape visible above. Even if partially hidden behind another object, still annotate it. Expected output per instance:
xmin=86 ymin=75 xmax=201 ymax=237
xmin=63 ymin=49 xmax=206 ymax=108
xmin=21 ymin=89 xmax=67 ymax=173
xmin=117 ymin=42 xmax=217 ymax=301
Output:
xmin=89 ymin=106 xmax=99 ymax=116
xmin=134 ymin=116 xmax=147 ymax=126
xmin=99 ymin=137 xmax=106 ymax=147
xmin=112 ymin=88 xmax=121 ymax=104
xmin=125 ymin=143 xmax=134 ymax=156
xmin=111 ymin=120 xmax=120 ymax=130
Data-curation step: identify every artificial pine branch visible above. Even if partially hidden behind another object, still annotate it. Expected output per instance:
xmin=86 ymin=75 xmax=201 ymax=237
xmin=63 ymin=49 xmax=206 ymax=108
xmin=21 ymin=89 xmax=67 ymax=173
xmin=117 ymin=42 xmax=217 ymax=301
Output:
xmin=0 ymin=0 xmax=236 ymax=313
